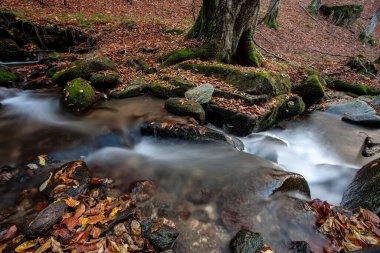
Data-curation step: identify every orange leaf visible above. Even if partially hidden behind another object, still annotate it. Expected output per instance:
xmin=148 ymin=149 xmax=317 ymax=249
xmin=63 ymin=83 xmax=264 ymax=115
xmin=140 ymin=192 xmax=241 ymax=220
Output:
xmin=61 ymin=216 xmax=79 ymax=232
xmin=91 ymin=227 xmax=102 ymax=239
xmin=87 ymin=214 xmax=106 ymax=225
xmin=64 ymin=198 xmax=79 ymax=208
xmin=75 ymin=204 xmax=86 ymax=218
xmin=2 ymin=225 xmax=17 ymax=240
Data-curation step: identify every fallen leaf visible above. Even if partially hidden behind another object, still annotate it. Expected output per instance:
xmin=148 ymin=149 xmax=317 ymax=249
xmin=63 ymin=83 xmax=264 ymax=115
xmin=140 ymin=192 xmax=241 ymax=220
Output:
xmin=64 ymin=198 xmax=80 ymax=208
xmin=15 ymin=240 xmax=36 ymax=252
xmin=35 ymin=239 xmax=51 ymax=253
xmin=39 ymin=173 xmax=52 ymax=192
xmin=2 ymin=225 xmax=17 ymax=240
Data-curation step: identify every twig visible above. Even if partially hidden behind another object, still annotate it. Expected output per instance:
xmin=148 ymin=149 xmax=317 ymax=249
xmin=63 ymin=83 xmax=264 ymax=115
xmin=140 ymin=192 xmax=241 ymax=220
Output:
xmin=305 ymin=47 xmax=351 ymax=58
xmin=254 ymin=40 xmax=298 ymax=65
xmin=357 ymin=59 xmax=380 ymax=81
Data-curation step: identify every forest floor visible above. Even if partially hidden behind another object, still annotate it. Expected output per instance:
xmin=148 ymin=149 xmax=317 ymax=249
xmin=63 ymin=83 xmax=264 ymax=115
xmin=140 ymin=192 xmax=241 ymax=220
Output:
xmin=0 ymin=0 xmax=379 ymax=89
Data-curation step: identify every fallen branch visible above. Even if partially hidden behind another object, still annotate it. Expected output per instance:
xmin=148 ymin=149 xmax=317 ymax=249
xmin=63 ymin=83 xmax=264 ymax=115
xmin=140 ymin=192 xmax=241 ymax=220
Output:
xmin=305 ymin=47 xmax=352 ymax=58
xmin=254 ymin=40 xmax=299 ymax=65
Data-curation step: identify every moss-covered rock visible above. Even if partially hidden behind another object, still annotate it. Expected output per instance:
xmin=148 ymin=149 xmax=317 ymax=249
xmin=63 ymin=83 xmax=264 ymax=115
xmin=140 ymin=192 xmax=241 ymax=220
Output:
xmin=230 ymin=230 xmax=263 ymax=253
xmin=159 ymin=49 xmax=199 ymax=68
xmin=132 ymin=58 xmax=157 ymax=74
xmin=47 ymin=66 xmax=66 ymax=78
xmin=292 ymin=74 xmax=325 ymax=107
xmin=347 ymin=55 xmax=378 ymax=76
xmin=149 ymin=76 xmax=195 ymax=99
xmin=52 ymin=57 xmax=116 ymax=85
xmin=180 ymin=63 xmax=290 ymax=96
xmin=110 ymin=78 xmax=146 ymax=99
xmin=319 ymin=4 xmax=363 ymax=28
xmin=40 ymin=52 xmax=64 ymax=67
xmin=62 ymin=78 xmax=97 ymax=112
xmin=90 ymin=71 xmax=119 ymax=89
xmin=326 ymin=79 xmax=380 ymax=96
xmin=165 ymin=97 xmax=206 ymax=124
xmin=0 ymin=68 xmax=17 ymax=86
xmin=23 ymin=78 xmax=53 ymax=90
xmin=163 ymin=28 xmax=184 ymax=35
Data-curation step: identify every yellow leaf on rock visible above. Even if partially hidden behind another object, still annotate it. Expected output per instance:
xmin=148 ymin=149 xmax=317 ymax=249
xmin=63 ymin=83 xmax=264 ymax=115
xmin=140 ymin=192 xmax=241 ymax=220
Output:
xmin=39 ymin=173 xmax=52 ymax=192
xmin=15 ymin=240 xmax=36 ymax=252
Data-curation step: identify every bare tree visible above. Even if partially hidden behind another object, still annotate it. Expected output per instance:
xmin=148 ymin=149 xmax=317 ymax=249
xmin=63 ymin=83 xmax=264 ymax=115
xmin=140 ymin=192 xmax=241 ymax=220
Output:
xmin=361 ymin=6 xmax=380 ymax=45
xmin=263 ymin=0 xmax=281 ymax=30
xmin=187 ymin=0 xmax=261 ymax=66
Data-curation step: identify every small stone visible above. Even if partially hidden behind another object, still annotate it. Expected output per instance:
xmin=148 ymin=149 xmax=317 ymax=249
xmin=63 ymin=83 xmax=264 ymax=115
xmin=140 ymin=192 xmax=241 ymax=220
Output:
xmin=149 ymin=224 xmax=179 ymax=251
xmin=113 ymin=223 xmax=127 ymax=237
xmin=130 ymin=220 xmax=141 ymax=236
xmin=230 ymin=230 xmax=264 ymax=253
xmin=129 ymin=180 xmax=156 ymax=202
xmin=165 ymin=98 xmax=205 ymax=124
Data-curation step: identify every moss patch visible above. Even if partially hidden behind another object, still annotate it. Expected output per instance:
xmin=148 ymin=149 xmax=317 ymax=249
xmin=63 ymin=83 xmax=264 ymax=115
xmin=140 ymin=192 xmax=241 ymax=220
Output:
xmin=326 ymin=79 xmax=380 ymax=96
xmin=90 ymin=71 xmax=119 ymax=89
xmin=179 ymin=63 xmax=290 ymax=96
xmin=319 ymin=4 xmax=363 ymax=28
xmin=62 ymin=78 xmax=97 ymax=112
xmin=292 ymin=74 xmax=325 ymax=107
xmin=0 ymin=69 xmax=17 ymax=86
xmin=163 ymin=28 xmax=184 ymax=35
xmin=149 ymin=76 xmax=194 ymax=98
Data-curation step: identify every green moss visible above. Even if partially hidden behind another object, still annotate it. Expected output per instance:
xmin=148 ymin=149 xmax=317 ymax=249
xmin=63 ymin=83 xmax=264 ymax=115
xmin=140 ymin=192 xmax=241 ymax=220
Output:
xmin=293 ymin=74 xmax=325 ymax=107
xmin=248 ymin=45 xmax=261 ymax=68
xmin=326 ymin=79 xmax=380 ymax=96
xmin=308 ymin=4 xmax=318 ymax=14
xmin=62 ymin=78 xmax=96 ymax=112
xmin=179 ymin=63 xmax=290 ymax=96
xmin=347 ymin=55 xmax=378 ymax=76
xmin=263 ymin=16 xmax=279 ymax=31
xmin=319 ymin=4 xmax=363 ymax=28
xmin=163 ymin=28 xmax=184 ymax=35
xmin=159 ymin=49 xmax=199 ymax=68
xmin=52 ymin=57 xmax=116 ymax=85
xmin=149 ymin=76 xmax=194 ymax=98
xmin=0 ymin=69 xmax=17 ymax=86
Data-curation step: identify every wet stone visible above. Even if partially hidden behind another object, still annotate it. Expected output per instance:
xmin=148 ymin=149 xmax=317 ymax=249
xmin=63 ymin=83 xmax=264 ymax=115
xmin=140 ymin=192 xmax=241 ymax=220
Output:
xmin=148 ymin=224 xmax=179 ymax=251
xmin=289 ymin=241 xmax=312 ymax=253
xmin=230 ymin=230 xmax=264 ymax=253
xmin=129 ymin=180 xmax=156 ymax=202
xmin=130 ymin=220 xmax=141 ymax=236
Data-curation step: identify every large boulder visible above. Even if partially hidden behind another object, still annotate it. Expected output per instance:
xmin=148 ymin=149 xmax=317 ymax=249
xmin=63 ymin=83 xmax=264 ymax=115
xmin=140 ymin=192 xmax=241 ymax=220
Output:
xmin=347 ymin=55 xmax=378 ymax=76
xmin=341 ymin=158 xmax=380 ymax=215
xmin=165 ymin=97 xmax=206 ymax=124
xmin=90 ymin=71 xmax=119 ymax=89
xmin=110 ymin=78 xmax=146 ymax=99
xmin=62 ymin=78 xmax=97 ymax=112
xmin=230 ymin=230 xmax=264 ymax=253
xmin=319 ymin=4 xmax=363 ymax=28
xmin=149 ymin=77 xmax=194 ymax=98
xmin=52 ymin=57 xmax=116 ymax=85
xmin=292 ymin=74 xmax=325 ymax=107
xmin=326 ymin=79 xmax=380 ymax=96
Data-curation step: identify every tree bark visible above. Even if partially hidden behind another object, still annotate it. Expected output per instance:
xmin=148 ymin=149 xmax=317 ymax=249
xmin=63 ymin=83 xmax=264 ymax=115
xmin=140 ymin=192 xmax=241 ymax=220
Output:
xmin=188 ymin=0 xmax=261 ymax=67
xmin=362 ymin=6 xmax=380 ymax=40
xmin=263 ymin=0 xmax=281 ymax=30
xmin=308 ymin=0 xmax=321 ymax=14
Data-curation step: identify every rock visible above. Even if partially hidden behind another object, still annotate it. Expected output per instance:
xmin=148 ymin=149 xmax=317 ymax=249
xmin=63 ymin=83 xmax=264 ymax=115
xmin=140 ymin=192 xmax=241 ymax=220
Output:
xmin=62 ymin=78 xmax=97 ymax=112
xmin=0 ymin=67 xmax=17 ymax=87
xmin=184 ymin=83 xmax=214 ymax=104
xmin=165 ymin=98 xmax=205 ymax=124
xmin=347 ymin=55 xmax=378 ymax=76
xmin=23 ymin=78 xmax=54 ymax=90
xmin=90 ymin=71 xmax=119 ymax=89
xmin=110 ymin=78 xmax=146 ymax=99
xmin=26 ymin=200 xmax=67 ymax=237
xmin=179 ymin=63 xmax=291 ymax=96
xmin=372 ymin=96 xmax=380 ymax=107
xmin=52 ymin=57 xmax=116 ymax=85
xmin=319 ymin=4 xmax=363 ymax=28
xmin=128 ymin=180 xmax=157 ymax=202
xmin=132 ymin=57 xmax=157 ymax=74
xmin=343 ymin=114 xmax=380 ymax=128
xmin=148 ymin=224 xmax=179 ymax=251
xmin=292 ymin=74 xmax=325 ymax=107
xmin=326 ymin=79 xmax=380 ymax=96
xmin=341 ymin=158 xmax=380 ymax=215
xmin=289 ymin=241 xmax=312 ymax=253
xmin=140 ymin=123 xmax=244 ymax=151
xmin=230 ymin=230 xmax=264 ymax=253
xmin=149 ymin=77 xmax=194 ymax=98
xmin=361 ymin=136 xmax=380 ymax=157
xmin=325 ymin=100 xmax=376 ymax=117
xmin=40 ymin=52 xmax=64 ymax=67
xmin=213 ymin=89 xmax=268 ymax=105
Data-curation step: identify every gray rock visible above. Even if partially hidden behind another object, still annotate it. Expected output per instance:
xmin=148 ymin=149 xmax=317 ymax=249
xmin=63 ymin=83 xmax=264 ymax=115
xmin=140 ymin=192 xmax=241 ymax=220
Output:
xmin=110 ymin=85 xmax=143 ymax=99
xmin=341 ymin=157 xmax=380 ymax=215
xmin=343 ymin=114 xmax=380 ymax=128
xmin=185 ymin=83 xmax=214 ymax=104
xmin=372 ymin=96 xmax=380 ymax=107
xmin=230 ymin=230 xmax=263 ymax=253
xmin=165 ymin=98 xmax=205 ymax=124
xmin=325 ymin=100 xmax=376 ymax=117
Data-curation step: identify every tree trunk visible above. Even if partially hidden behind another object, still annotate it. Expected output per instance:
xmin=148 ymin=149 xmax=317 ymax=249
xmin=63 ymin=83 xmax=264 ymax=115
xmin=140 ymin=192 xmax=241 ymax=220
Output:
xmin=263 ymin=0 xmax=281 ymax=30
xmin=308 ymin=0 xmax=321 ymax=14
xmin=362 ymin=6 xmax=380 ymax=40
xmin=188 ymin=0 xmax=261 ymax=67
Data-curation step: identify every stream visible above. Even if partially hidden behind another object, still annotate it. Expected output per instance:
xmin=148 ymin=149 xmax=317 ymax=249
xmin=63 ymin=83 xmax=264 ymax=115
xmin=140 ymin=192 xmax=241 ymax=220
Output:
xmin=1 ymin=88 xmax=379 ymax=251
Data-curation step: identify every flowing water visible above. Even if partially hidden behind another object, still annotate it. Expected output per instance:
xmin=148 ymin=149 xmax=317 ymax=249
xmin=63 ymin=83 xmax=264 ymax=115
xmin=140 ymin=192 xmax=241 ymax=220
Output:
xmin=1 ymin=88 xmax=379 ymax=251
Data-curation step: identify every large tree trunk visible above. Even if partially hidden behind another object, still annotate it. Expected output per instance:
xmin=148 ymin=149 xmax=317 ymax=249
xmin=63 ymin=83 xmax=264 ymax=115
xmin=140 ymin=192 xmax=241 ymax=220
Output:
xmin=188 ymin=0 xmax=261 ymax=66
xmin=362 ymin=7 xmax=380 ymax=40
xmin=308 ymin=0 xmax=321 ymax=14
xmin=263 ymin=0 xmax=281 ymax=30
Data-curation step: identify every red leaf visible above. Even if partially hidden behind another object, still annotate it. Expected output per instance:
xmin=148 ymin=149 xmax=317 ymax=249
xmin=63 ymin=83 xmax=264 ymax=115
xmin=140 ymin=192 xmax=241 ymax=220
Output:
xmin=61 ymin=216 xmax=79 ymax=232
xmin=2 ymin=225 xmax=17 ymax=240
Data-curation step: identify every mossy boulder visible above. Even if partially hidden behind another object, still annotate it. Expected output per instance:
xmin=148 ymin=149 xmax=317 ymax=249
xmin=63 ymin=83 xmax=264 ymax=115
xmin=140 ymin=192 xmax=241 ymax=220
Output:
xmin=319 ymin=4 xmax=363 ymax=28
xmin=90 ymin=71 xmax=119 ymax=89
xmin=52 ymin=57 xmax=116 ymax=85
xmin=180 ymin=63 xmax=290 ymax=96
xmin=149 ymin=77 xmax=195 ymax=99
xmin=62 ymin=78 xmax=97 ymax=112
xmin=341 ymin=158 xmax=380 ymax=215
xmin=347 ymin=55 xmax=378 ymax=76
xmin=23 ymin=78 xmax=53 ymax=90
xmin=0 ymin=68 xmax=17 ymax=86
xmin=40 ymin=52 xmax=64 ymax=67
xmin=159 ymin=49 xmax=199 ymax=68
xmin=230 ymin=230 xmax=263 ymax=253
xmin=326 ymin=79 xmax=380 ymax=96
xmin=292 ymin=74 xmax=325 ymax=107
xmin=165 ymin=97 xmax=206 ymax=124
